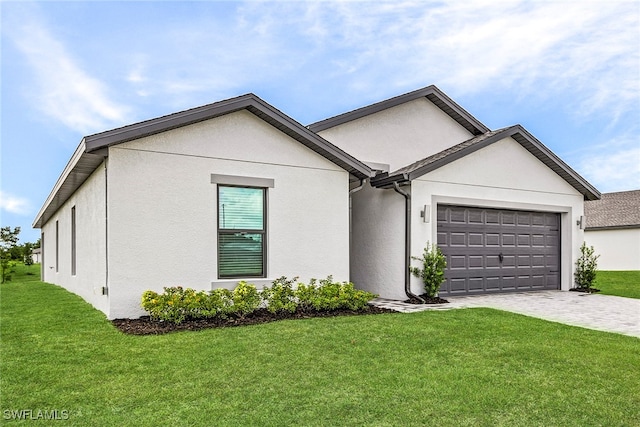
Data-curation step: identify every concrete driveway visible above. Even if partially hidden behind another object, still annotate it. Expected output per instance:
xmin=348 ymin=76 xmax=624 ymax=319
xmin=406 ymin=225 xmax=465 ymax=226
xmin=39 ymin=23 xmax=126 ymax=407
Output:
xmin=372 ymin=291 xmax=640 ymax=338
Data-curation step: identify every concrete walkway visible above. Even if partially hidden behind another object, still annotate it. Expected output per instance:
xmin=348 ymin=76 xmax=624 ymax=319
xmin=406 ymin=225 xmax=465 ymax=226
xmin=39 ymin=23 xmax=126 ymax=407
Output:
xmin=371 ymin=291 xmax=640 ymax=338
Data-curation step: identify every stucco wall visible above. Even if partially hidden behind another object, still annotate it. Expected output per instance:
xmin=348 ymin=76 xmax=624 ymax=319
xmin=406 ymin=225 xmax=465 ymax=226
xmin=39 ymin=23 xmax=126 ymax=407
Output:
xmin=585 ymin=228 xmax=640 ymax=270
xmin=107 ymin=110 xmax=351 ymax=318
xmin=40 ymin=163 xmax=108 ymax=315
xmin=350 ymin=184 xmax=406 ymax=300
xmin=317 ymin=98 xmax=473 ymax=171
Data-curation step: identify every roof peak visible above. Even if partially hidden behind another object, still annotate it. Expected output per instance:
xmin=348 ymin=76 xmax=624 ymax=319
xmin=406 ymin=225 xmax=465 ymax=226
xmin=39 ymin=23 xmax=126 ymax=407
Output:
xmin=308 ymin=85 xmax=489 ymax=136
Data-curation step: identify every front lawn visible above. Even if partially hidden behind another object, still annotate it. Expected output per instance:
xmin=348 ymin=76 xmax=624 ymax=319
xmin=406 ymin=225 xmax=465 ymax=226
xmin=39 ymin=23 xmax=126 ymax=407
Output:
xmin=596 ymin=270 xmax=640 ymax=299
xmin=1 ymin=268 xmax=639 ymax=425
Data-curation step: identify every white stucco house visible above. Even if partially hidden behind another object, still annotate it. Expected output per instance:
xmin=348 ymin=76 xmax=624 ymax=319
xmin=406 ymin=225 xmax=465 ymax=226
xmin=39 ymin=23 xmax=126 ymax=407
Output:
xmin=33 ymin=94 xmax=373 ymax=319
xmin=584 ymin=190 xmax=640 ymax=270
xmin=34 ymin=86 xmax=600 ymax=317
xmin=31 ymin=248 xmax=42 ymax=264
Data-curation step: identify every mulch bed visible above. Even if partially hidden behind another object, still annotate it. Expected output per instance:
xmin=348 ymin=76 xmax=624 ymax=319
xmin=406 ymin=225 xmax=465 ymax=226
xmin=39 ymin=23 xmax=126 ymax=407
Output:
xmin=569 ymin=287 xmax=601 ymax=294
xmin=112 ymin=305 xmax=396 ymax=335
xmin=405 ymin=295 xmax=449 ymax=304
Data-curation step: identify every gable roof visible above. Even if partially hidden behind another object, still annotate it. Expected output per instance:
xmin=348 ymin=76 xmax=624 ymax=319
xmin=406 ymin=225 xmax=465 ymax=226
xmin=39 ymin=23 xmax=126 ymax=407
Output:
xmin=370 ymin=125 xmax=601 ymax=201
xmin=308 ymin=85 xmax=489 ymax=136
xmin=585 ymin=190 xmax=640 ymax=230
xmin=33 ymin=94 xmax=374 ymax=229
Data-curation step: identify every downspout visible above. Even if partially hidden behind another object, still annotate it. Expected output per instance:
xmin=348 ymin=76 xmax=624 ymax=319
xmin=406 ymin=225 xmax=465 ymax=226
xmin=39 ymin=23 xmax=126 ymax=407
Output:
xmin=392 ymin=182 xmax=425 ymax=304
xmin=103 ymin=157 xmax=109 ymax=296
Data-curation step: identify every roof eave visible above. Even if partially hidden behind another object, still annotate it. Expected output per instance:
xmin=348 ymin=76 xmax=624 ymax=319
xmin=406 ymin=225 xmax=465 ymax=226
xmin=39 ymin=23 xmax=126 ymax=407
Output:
xmin=33 ymin=140 xmax=105 ymax=229
xmin=34 ymin=94 xmax=374 ymax=229
xmin=308 ymin=85 xmax=489 ymax=136
xmin=509 ymin=126 xmax=601 ymax=201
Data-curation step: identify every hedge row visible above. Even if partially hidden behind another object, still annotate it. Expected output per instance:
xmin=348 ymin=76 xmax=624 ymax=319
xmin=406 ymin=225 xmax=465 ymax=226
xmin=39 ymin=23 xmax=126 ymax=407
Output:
xmin=141 ymin=276 xmax=377 ymax=324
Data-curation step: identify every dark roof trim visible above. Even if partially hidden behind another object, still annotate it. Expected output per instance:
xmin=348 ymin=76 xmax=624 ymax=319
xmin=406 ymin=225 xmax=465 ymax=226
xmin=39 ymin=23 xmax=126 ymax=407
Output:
xmin=371 ymin=125 xmax=601 ymax=201
xmin=34 ymin=94 xmax=374 ymax=229
xmin=308 ymin=85 xmax=489 ymax=136
xmin=586 ymin=224 xmax=640 ymax=231
xmin=85 ymin=94 xmax=373 ymax=180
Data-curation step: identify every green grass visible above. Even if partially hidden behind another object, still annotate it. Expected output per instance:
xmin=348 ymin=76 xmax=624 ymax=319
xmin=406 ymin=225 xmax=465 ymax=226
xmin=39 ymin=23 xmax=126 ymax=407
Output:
xmin=1 ymin=265 xmax=639 ymax=426
xmin=596 ymin=270 xmax=640 ymax=299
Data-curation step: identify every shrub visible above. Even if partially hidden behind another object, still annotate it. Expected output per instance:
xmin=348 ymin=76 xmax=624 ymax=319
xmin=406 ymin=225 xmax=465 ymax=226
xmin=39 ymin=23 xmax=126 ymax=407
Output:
xmin=141 ymin=286 xmax=232 ymax=323
xmin=294 ymin=279 xmax=318 ymax=310
xmin=230 ymin=281 xmax=261 ymax=318
xmin=141 ymin=277 xmax=377 ymax=324
xmin=295 ymin=276 xmax=377 ymax=312
xmin=141 ymin=287 xmax=197 ymax=324
xmin=262 ymin=276 xmax=299 ymax=314
xmin=410 ymin=242 xmax=447 ymax=297
xmin=575 ymin=242 xmax=599 ymax=290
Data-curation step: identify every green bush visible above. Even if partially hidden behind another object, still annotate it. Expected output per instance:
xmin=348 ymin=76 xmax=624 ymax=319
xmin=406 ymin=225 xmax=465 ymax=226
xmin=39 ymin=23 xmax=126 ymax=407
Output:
xmin=410 ymin=242 xmax=447 ymax=297
xmin=262 ymin=276 xmax=299 ymax=314
xmin=575 ymin=242 xmax=599 ymax=290
xmin=294 ymin=276 xmax=377 ymax=312
xmin=141 ymin=286 xmax=233 ymax=324
xmin=230 ymin=281 xmax=261 ymax=318
xmin=141 ymin=286 xmax=205 ymax=324
xmin=201 ymin=288 xmax=233 ymax=319
xmin=141 ymin=277 xmax=377 ymax=324
xmin=294 ymin=279 xmax=318 ymax=310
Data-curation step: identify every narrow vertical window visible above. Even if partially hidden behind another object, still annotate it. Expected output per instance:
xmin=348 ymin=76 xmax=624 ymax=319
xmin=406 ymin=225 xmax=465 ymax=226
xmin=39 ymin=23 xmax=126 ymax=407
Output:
xmin=217 ymin=185 xmax=266 ymax=278
xmin=55 ymin=220 xmax=59 ymax=273
xmin=71 ymin=206 xmax=76 ymax=276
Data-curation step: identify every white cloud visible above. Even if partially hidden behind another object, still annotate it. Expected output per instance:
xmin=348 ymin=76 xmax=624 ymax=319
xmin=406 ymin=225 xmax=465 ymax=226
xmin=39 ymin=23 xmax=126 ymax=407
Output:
xmin=575 ymin=137 xmax=640 ymax=193
xmin=251 ymin=1 xmax=639 ymax=121
xmin=0 ymin=191 xmax=31 ymax=215
xmin=5 ymin=4 xmax=130 ymax=134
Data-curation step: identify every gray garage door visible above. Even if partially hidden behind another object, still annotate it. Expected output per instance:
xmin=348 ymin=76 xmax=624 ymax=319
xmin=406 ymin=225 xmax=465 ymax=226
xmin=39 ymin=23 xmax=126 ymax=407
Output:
xmin=437 ymin=205 xmax=560 ymax=295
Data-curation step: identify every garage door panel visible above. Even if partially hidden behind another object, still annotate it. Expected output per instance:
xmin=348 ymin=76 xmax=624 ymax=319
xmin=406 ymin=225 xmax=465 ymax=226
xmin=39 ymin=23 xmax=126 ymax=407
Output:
xmin=438 ymin=205 xmax=560 ymax=295
xmin=449 ymin=256 xmax=466 ymax=269
xmin=468 ymin=233 xmax=484 ymax=246
xmin=451 ymin=233 xmax=466 ymax=246
xmin=502 ymin=234 xmax=516 ymax=246
xmin=469 ymin=256 xmax=483 ymax=268
xmin=486 ymin=277 xmax=501 ymax=290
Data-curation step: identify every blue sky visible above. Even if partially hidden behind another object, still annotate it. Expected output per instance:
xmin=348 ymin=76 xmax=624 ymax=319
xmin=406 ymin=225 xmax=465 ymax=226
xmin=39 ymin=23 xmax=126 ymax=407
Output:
xmin=1 ymin=1 xmax=639 ymax=243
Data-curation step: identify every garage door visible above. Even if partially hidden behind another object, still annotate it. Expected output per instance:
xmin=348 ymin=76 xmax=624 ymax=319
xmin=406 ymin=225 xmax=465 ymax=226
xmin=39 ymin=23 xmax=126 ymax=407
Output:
xmin=437 ymin=205 xmax=560 ymax=295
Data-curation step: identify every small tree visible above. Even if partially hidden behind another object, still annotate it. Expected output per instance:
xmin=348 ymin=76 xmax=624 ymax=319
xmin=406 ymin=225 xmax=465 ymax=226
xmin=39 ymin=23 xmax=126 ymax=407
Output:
xmin=575 ymin=242 xmax=599 ymax=290
xmin=23 ymin=242 xmax=34 ymax=267
xmin=410 ymin=242 xmax=447 ymax=297
xmin=1 ymin=226 xmax=21 ymax=283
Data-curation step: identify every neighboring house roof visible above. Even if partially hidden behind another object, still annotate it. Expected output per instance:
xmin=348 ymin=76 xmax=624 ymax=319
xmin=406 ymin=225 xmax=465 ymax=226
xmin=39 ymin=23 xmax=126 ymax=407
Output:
xmin=33 ymin=94 xmax=374 ymax=229
xmin=370 ymin=125 xmax=601 ymax=201
xmin=31 ymin=248 xmax=42 ymax=254
xmin=308 ymin=85 xmax=489 ymax=136
xmin=585 ymin=190 xmax=640 ymax=230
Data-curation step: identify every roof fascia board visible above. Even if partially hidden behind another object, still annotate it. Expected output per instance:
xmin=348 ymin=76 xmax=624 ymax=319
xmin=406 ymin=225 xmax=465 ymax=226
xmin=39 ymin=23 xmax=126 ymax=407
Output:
xmin=510 ymin=125 xmax=601 ymax=201
xmin=406 ymin=130 xmax=511 ymax=181
xmin=308 ymin=85 xmax=489 ymax=135
xmin=84 ymin=95 xmax=255 ymax=152
xmin=585 ymin=224 xmax=640 ymax=231
xmin=371 ymin=125 xmax=600 ymax=201
xmin=246 ymin=98 xmax=374 ymax=179
xmin=32 ymin=139 xmax=88 ymax=228
xmin=85 ymin=93 xmax=372 ymax=179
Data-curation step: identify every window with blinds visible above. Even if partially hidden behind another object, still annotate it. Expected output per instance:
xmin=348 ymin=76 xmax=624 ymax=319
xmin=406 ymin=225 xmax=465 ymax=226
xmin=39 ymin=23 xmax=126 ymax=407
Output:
xmin=217 ymin=185 xmax=266 ymax=278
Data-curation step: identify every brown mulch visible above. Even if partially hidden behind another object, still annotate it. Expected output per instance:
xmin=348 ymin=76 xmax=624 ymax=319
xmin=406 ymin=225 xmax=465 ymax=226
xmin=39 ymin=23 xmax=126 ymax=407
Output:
xmin=112 ymin=306 xmax=396 ymax=335
xmin=405 ymin=295 xmax=450 ymax=304
xmin=569 ymin=287 xmax=601 ymax=294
